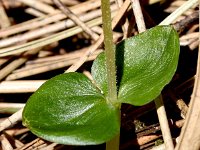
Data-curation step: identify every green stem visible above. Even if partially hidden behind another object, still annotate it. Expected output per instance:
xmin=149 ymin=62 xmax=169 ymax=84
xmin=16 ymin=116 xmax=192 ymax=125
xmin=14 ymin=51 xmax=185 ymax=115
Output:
xmin=101 ymin=0 xmax=119 ymax=150
xmin=106 ymin=133 xmax=120 ymax=150
xmin=101 ymin=0 xmax=117 ymax=105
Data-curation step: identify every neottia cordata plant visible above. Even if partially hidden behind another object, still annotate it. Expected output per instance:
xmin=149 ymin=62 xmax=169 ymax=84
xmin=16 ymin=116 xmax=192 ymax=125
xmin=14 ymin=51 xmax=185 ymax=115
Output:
xmin=22 ymin=25 xmax=179 ymax=145
xmin=22 ymin=0 xmax=180 ymax=146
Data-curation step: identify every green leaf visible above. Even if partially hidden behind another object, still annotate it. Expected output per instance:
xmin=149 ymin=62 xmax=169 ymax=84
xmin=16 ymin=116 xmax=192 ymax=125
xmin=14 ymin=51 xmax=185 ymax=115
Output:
xmin=22 ymin=73 xmax=120 ymax=145
xmin=91 ymin=53 xmax=108 ymax=96
xmin=92 ymin=25 xmax=180 ymax=106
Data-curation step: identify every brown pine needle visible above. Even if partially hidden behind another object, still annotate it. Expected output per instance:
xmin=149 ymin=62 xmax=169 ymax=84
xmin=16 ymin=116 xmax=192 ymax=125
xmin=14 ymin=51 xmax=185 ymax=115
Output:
xmin=53 ymin=0 xmax=99 ymax=41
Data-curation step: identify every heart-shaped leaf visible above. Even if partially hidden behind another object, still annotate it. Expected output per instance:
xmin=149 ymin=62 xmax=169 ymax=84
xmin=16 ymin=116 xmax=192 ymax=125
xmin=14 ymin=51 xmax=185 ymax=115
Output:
xmin=92 ymin=25 xmax=180 ymax=106
xmin=22 ymin=73 xmax=120 ymax=145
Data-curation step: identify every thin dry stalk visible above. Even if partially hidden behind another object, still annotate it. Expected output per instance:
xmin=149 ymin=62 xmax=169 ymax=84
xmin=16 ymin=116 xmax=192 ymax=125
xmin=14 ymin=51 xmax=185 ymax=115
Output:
xmin=15 ymin=138 xmax=45 ymax=150
xmin=0 ymin=80 xmax=45 ymax=93
xmin=53 ymin=0 xmax=99 ymax=40
xmin=0 ymin=108 xmax=23 ymax=132
xmin=115 ymin=0 xmax=129 ymax=38
xmin=154 ymin=96 xmax=174 ymax=150
xmin=165 ymin=7 xmax=195 ymax=16
xmin=0 ymin=2 xmax=11 ymax=28
xmin=180 ymin=38 xmax=196 ymax=46
xmin=18 ymin=0 xmax=56 ymax=14
xmin=131 ymin=0 xmax=146 ymax=33
xmin=169 ymin=1 xmax=186 ymax=7
xmin=1 ymin=0 xmax=21 ymax=9
xmin=180 ymin=32 xmax=199 ymax=40
xmin=41 ymin=0 xmax=80 ymax=5
xmin=0 ymin=57 xmax=11 ymax=66
xmin=137 ymin=135 xmax=161 ymax=146
xmin=25 ymin=8 xmax=46 ymax=17
xmin=27 ymin=142 xmax=47 ymax=150
xmin=83 ymin=70 xmax=93 ymax=81
xmin=33 ymin=143 xmax=49 ymax=150
xmin=0 ymin=133 xmax=13 ymax=150
xmin=3 ymin=132 xmax=24 ymax=148
xmin=39 ymin=143 xmax=58 ymax=150
xmin=33 ymin=143 xmax=48 ymax=150
xmin=0 ymin=1 xmax=11 ymax=67
xmin=0 ymin=103 xmax=25 ymax=114
xmin=91 ymin=26 xmax=103 ymax=34
xmin=121 ymin=135 xmax=162 ymax=149
xmin=5 ymin=128 xmax=29 ymax=136
xmin=189 ymin=39 xmax=199 ymax=50
xmin=187 ymin=24 xmax=199 ymax=33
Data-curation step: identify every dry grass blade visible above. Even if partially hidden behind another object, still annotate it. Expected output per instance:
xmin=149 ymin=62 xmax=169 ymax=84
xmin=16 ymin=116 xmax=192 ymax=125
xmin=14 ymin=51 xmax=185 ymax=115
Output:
xmin=0 ymin=2 xmax=11 ymax=28
xmin=0 ymin=80 xmax=45 ymax=93
xmin=0 ymin=17 xmax=103 ymax=57
xmin=17 ymin=0 xmax=56 ymax=14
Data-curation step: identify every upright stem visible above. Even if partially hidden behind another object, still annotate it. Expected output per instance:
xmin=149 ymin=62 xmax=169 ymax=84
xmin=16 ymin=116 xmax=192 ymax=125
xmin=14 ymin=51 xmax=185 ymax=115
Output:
xmin=101 ymin=0 xmax=117 ymax=104
xmin=101 ymin=0 xmax=119 ymax=150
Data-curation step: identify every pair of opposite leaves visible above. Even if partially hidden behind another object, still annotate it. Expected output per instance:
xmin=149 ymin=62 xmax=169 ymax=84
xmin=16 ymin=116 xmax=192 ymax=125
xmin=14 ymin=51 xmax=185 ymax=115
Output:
xmin=23 ymin=26 xmax=180 ymax=145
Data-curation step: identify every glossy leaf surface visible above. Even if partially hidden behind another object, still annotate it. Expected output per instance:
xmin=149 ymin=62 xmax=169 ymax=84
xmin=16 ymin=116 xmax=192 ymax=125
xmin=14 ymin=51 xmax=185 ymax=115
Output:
xmin=23 ymin=73 xmax=120 ymax=145
xmin=92 ymin=26 xmax=179 ymax=105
